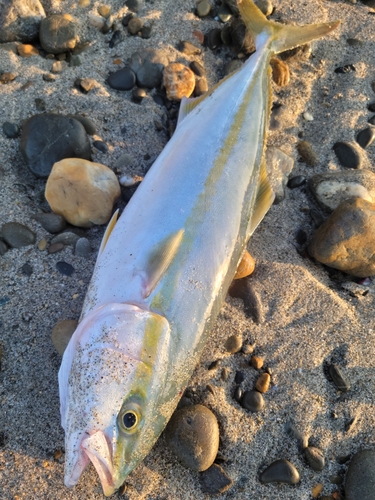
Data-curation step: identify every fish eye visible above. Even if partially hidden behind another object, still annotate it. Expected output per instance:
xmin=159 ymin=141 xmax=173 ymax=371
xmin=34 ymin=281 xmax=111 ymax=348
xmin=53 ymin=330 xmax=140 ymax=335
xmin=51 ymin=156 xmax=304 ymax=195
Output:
xmin=118 ymin=403 xmax=142 ymax=434
xmin=123 ymin=411 xmax=137 ymax=430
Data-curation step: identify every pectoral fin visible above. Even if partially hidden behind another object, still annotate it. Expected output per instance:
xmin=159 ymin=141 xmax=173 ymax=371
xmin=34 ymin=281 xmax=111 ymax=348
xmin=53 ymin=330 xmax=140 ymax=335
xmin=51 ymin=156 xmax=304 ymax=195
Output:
xmin=247 ymin=161 xmax=274 ymax=237
xmin=143 ymin=229 xmax=184 ymax=298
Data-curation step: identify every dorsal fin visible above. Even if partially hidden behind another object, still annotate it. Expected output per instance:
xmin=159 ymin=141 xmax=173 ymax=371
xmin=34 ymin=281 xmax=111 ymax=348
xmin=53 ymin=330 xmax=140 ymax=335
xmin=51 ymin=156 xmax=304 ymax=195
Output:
xmin=247 ymin=161 xmax=274 ymax=237
xmin=98 ymin=209 xmax=119 ymax=256
xmin=143 ymin=229 xmax=184 ymax=298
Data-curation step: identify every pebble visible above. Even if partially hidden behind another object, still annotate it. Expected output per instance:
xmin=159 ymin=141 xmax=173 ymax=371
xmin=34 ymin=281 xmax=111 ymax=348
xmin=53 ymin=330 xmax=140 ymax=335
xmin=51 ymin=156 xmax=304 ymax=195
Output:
xmin=242 ymin=343 xmax=255 ymax=355
xmin=218 ymin=3 xmax=233 ymax=22
xmin=128 ymin=17 xmax=144 ymax=35
xmin=255 ymin=0 xmax=273 ymax=15
xmin=119 ymin=173 xmax=143 ymax=187
xmin=356 ymin=127 xmax=375 ymax=149
xmin=0 ymin=72 xmax=17 ymax=84
xmin=108 ymin=30 xmax=125 ymax=48
xmin=45 ymin=158 xmax=121 ymax=227
xmin=241 ymin=390 xmax=264 ymax=412
xmin=56 ymin=261 xmax=74 ymax=276
xmin=0 ymin=240 xmax=8 ymax=255
xmin=221 ymin=367 xmax=230 ymax=381
xmin=108 ymin=67 xmax=136 ymax=91
xmin=250 ymin=356 xmax=264 ymax=369
xmin=225 ymin=334 xmax=242 ymax=353
xmin=122 ymin=13 xmax=134 ymax=26
xmin=259 ymin=459 xmax=300 ymax=484
xmin=32 ymin=213 xmax=66 ymax=233
xmin=125 ymin=0 xmax=143 ymax=12
xmin=194 ymin=78 xmax=208 ymax=97
xmin=51 ymin=232 xmax=80 ymax=246
xmin=75 ymin=237 xmax=91 ymax=257
xmin=297 ymin=140 xmax=318 ymax=166
xmin=101 ymin=15 xmax=115 ymax=34
xmin=75 ymin=78 xmax=97 ymax=93
xmin=88 ymin=14 xmax=105 ymax=30
xmin=270 ymin=58 xmax=290 ymax=86
xmin=234 ymin=386 xmax=243 ymax=402
xmin=2 ymin=122 xmax=20 ymax=138
xmin=255 ymin=373 xmax=271 ymax=393
xmin=68 ymin=115 xmax=96 ymax=135
xmin=21 ymin=263 xmax=33 ymax=276
xmin=311 ymin=209 xmax=324 ymax=227
xmin=164 ymin=404 xmax=219 ymax=471
xmin=333 ymin=141 xmax=363 ymax=169
xmin=93 ymin=140 xmax=109 ymax=153
xmin=229 ymin=18 xmax=255 ymax=54
xmin=1 ymin=222 xmax=36 ymax=248
xmin=190 ymin=61 xmax=206 ymax=77
xmin=234 ymin=371 xmax=245 ymax=384
xmin=51 ymin=319 xmax=78 ymax=355
xmin=98 ymin=4 xmax=111 ymax=17
xmin=312 ymin=484 xmax=324 ymax=498
xmin=38 ymin=239 xmax=47 ymax=251
xmin=43 ymin=73 xmax=56 ymax=82
xmin=196 ymin=0 xmax=211 ymax=17
xmin=0 ymin=0 xmax=45 ymax=43
xmin=20 ymin=113 xmax=91 ymax=178
xmin=163 ymin=63 xmax=195 ymax=101
xmin=179 ymin=41 xmax=201 ymax=56
xmin=208 ymin=359 xmax=221 ymax=370
xmin=129 ymin=48 xmax=169 ymax=88
xmin=228 ymin=277 xmax=264 ymax=324
xmin=308 ymin=170 xmax=375 ymax=212
xmin=234 ymin=251 xmax=255 ymax=279
xmin=308 ymin=198 xmax=375 ymax=277
xmin=17 ymin=44 xmax=39 ymax=57
xmin=287 ymin=175 xmax=306 ymax=189
xmin=141 ymin=25 xmax=152 ymax=39
xmin=265 ymin=146 xmax=294 ymax=203
xmin=48 ymin=242 xmax=65 ymax=254
xmin=39 ymin=14 xmax=78 ymax=54
xmin=328 ymin=364 xmax=351 ymax=391
xmin=199 ymin=464 xmax=233 ymax=494
xmin=303 ymin=111 xmax=314 ymax=121
xmin=51 ymin=60 xmax=68 ymax=73
xmin=341 ymin=281 xmax=370 ymax=297
xmin=207 ymin=29 xmax=222 ymax=50
xmin=35 ymin=98 xmax=46 ymax=111
xmin=335 ymin=64 xmax=356 ymax=73
xmin=304 ymin=446 xmax=325 ymax=471
xmin=345 ymin=450 xmax=375 ymax=500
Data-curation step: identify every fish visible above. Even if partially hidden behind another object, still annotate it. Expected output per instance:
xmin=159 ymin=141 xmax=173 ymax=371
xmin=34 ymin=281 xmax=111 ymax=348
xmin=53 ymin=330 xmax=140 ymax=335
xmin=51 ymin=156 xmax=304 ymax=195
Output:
xmin=58 ymin=1 xmax=339 ymax=496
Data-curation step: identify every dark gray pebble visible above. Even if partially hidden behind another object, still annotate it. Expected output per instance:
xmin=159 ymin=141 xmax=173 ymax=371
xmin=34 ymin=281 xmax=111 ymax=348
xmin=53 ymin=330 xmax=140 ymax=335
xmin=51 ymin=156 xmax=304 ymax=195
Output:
xmin=132 ymin=87 xmax=146 ymax=103
xmin=225 ymin=334 xmax=242 ymax=353
xmin=109 ymin=29 xmax=125 ymax=48
xmin=356 ymin=127 xmax=375 ymax=149
xmin=179 ymin=41 xmax=201 ymax=56
xmin=122 ymin=13 xmax=134 ymax=26
xmin=101 ymin=15 xmax=115 ymax=34
xmin=32 ymin=213 xmax=66 ymax=233
xmin=234 ymin=386 xmax=243 ymax=402
xmin=347 ymin=38 xmax=363 ymax=47
xmin=335 ymin=64 xmax=356 ymax=74
xmin=129 ymin=48 xmax=168 ymax=89
xmin=125 ymin=0 xmax=142 ymax=12
xmin=75 ymin=237 xmax=91 ymax=257
xmin=199 ymin=464 xmax=233 ymax=494
xmin=128 ymin=17 xmax=143 ymax=35
xmin=295 ymin=229 xmax=307 ymax=246
xmin=235 ymin=371 xmax=245 ymax=384
xmin=0 ymin=240 xmax=8 ymax=255
xmin=3 ymin=121 xmax=20 ymax=138
xmin=56 ymin=261 xmax=74 ymax=276
xmin=68 ymin=115 xmax=96 ymax=135
xmin=21 ymin=262 xmax=33 ymax=276
xmin=241 ymin=390 xmax=264 ymax=412
xmin=328 ymin=364 xmax=350 ymax=391
xmin=220 ymin=24 xmax=232 ymax=46
xmin=368 ymin=115 xmax=375 ymax=126
xmin=51 ymin=232 xmax=80 ymax=246
xmin=260 ymin=459 xmax=300 ymax=484
xmin=333 ymin=141 xmax=363 ymax=169
xmin=304 ymin=446 xmax=325 ymax=471
xmin=287 ymin=175 xmax=306 ymax=189
xmin=141 ymin=25 xmax=152 ymax=39
xmin=207 ymin=29 xmax=222 ymax=50
xmin=93 ymin=140 xmax=108 ymax=153
xmin=2 ymin=222 xmax=36 ymax=248
xmin=108 ymin=67 xmax=136 ymax=91
xmin=218 ymin=3 xmax=232 ymax=22
xmin=190 ymin=60 xmax=206 ymax=77
xmin=345 ymin=450 xmax=375 ymax=500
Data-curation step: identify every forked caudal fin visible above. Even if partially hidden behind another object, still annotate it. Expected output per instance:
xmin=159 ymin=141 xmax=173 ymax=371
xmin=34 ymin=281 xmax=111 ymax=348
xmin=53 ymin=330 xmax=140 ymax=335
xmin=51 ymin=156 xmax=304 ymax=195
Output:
xmin=238 ymin=0 xmax=340 ymax=54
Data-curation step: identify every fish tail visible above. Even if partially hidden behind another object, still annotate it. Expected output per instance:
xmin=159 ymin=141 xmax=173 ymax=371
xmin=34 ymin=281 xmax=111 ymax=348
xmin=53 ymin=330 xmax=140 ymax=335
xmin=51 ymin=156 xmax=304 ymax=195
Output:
xmin=238 ymin=0 xmax=340 ymax=54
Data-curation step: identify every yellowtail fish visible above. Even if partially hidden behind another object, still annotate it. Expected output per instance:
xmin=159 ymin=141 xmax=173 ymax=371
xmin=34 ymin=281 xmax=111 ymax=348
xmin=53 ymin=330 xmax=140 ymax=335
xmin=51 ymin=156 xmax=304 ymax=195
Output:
xmin=58 ymin=1 xmax=339 ymax=495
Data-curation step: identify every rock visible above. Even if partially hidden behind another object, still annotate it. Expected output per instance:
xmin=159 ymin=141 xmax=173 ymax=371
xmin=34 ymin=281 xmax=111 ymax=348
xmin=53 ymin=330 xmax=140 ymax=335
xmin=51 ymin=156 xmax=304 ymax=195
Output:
xmin=287 ymin=175 xmax=306 ymax=189
xmin=75 ymin=77 xmax=97 ymax=92
xmin=223 ymin=0 xmax=240 ymax=16
xmin=51 ymin=232 xmax=80 ymax=246
xmin=194 ymin=78 xmax=208 ymax=97
xmin=328 ymin=364 xmax=351 ymax=391
xmin=270 ymin=58 xmax=290 ymax=86
xmin=308 ymin=198 xmax=375 ymax=277
xmin=196 ymin=0 xmax=211 ymax=17
xmin=218 ymin=3 xmax=232 ymax=22
xmin=21 ymin=262 xmax=33 ymax=276
xmin=235 ymin=371 xmax=245 ymax=384
xmin=303 ymin=111 xmax=314 ymax=121
xmin=241 ymin=390 xmax=264 ymax=412
xmin=199 ymin=464 xmax=233 ymax=494
xmin=68 ymin=115 xmax=96 ymax=135
xmin=98 ymin=4 xmax=111 ymax=17
xmin=190 ymin=61 xmax=206 ymax=77
xmin=225 ymin=334 xmax=242 ymax=353
xmin=17 ymin=43 xmax=39 ymax=57
xmin=229 ymin=18 xmax=255 ymax=54
xmin=43 ymin=73 xmax=56 ymax=82
xmin=297 ymin=140 xmax=318 ymax=166
xmin=45 ymin=158 xmax=120 ymax=227
xmin=56 ymin=261 xmax=74 ymax=276
xmin=51 ymin=60 xmax=68 ymax=73
xmin=125 ymin=0 xmax=143 ymax=12
xmin=308 ymin=170 xmax=375 ymax=212
xmin=345 ymin=450 xmax=375 ymax=500
xmin=131 ymin=87 xmax=146 ymax=102
xmin=107 ymin=67 xmax=136 ymax=90
xmin=260 ymin=459 xmax=300 ymax=484
xmin=234 ymin=386 xmax=243 ymax=402
xmin=207 ymin=29 xmax=222 ymax=51
xmin=93 ymin=140 xmax=108 ymax=153
xmin=335 ymin=64 xmax=356 ymax=74
xmin=101 ymin=14 xmax=115 ymax=34
xmin=51 ymin=319 xmax=78 ymax=355
xmin=108 ymin=29 xmax=125 ymax=48
xmin=48 ymin=242 xmax=64 ymax=254
xmin=255 ymin=373 xmax=271 ymax=393
xmin=265 ymin=146 xmax=294 ymax=203
xmin=37 ymin=238 xmax=47 ymax=251
xmin=0 ymin=72 xmax=17 ymax=84
xmin=88 ymin=13 xmax=104 ymax=30
xmin=356 ymin=127 xmax=375 ymax=149
xmin=75 ymin=237 xmax=91 ymax=257
xmin=333 ymin=141 xmax=363 ymax=169
xmin=20 ymin=114 xmax=91 ymax=178
xmin=164 ymin=404 xmax=219 ymax=471
xmin=39 ymin=14 xmax=78 ymax=54
xmin=127 ymin=17 xmax=143 ymax=35
xmin=255 ymin=0 xmax=273 ymax=15
xmin=250 ymin=356 xmax=264 ymax=369
xmin=1 ymin=222 xmax=36 ymax=248
xmin=0 ymin=0 xmax=45 ymax=43
xmin=129 ymin=48 xmax=169 ymax=88
xmin=141 ymin=25 xmax=152 ymax=39
xmin=304 ymin=447 xmax=325 ymax=471
xmin=179 ymin=41 xmax=201 ymax=56
xmin=32 ymin=213 xmax=66 ymax=233
xmin=163 ymin=63 xmax=195 ymax=101
xmin=234 ymin=251 xmax=255 ymax=279
xmin=2 ymin=121 xmax=20 ymax=138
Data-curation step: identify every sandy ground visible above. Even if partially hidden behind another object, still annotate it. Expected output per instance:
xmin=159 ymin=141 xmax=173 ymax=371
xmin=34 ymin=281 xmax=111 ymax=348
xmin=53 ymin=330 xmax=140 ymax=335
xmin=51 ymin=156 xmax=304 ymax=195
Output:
xmin=1 ymin=0 xmax=375 ymax=498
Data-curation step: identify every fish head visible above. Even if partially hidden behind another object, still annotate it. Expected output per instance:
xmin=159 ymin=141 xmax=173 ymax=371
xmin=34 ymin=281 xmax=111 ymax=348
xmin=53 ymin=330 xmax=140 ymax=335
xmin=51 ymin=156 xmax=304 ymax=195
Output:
xmin=59 ymin=303 xmax=173 ymax=496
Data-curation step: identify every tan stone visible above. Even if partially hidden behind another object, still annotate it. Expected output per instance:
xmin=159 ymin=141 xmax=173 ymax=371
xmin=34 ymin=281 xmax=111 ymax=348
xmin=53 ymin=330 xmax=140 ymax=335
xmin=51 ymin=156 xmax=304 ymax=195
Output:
xmin=255 ymin=373 xmax=271 ymax=393
xmin=270 ymin=58 xmax=290 ymax=86
xmin=17 ymin=44 xmax=39 ymax=57
xmin=163 ymin=63 xmax=195 ymax=101
xmin=250 ymin=356 xmax=264 ymax=369
xmin=45 ymin=158 xmax=121 ymax=227
xmin=308 ymin=198 xmax=375 ymax=277
xmin=98 ymin=4 xmax=111 ymax=18
xmin=234 ymin=251 xmax=255 ymax=279
xmin=51 ymin=319 xmax=78 ymax=355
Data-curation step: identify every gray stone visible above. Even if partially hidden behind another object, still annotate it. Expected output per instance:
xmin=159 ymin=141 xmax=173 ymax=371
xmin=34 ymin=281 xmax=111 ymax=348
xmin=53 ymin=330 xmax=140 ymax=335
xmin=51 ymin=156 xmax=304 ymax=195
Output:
xmin=2 ymin=121 xmax=20 ymax=138
xmin=129 ymin=48 xmax=169 ymax=88
xmin=255 ymin=0 xmax=273 ymax=16
xmin=309 ymin=170 xmax=375 ymax=212
xmin=297 ymin=140 xmax=318 ymax=166
xmin=32 ymin=213 xmax=66 ymax=234
xmin=75 ymin=237 xmax=91 ymax=257
xmin=51 ymin=232 xmax=81 ymax=246
xmin=225 ymin=334 xmax=242 ymax=353
xmin=0 ymin=0 xmax=45 ymax=43
xmin=67 ymin=115 xmax=96 ymax=135
xmin=260 ymin=459 xmax=300 ymax=484
xmin=265 ymin=146 xmax=294 ymax=203
xmin=241 ymin=390 xmax=264 ymax=412
xmin=199 ymin=464 xmax=233 ymax=494
xmin=196 ymin=0 xmax=211 ymax=17
xmin=0 ymin=240 xmax=8 ymax=255
xmin=218 ymin=3 xmax=232 ymax=22
xmin=107 ymin=67 xmax=136 ymax=91
xmin=356 ymin=127 xmax=375 ymax=149
xmin=127 ymin=17 xmax=143 ymax=35
xmin=2 ymin=222 xmax=36 ymax=248
xmin=164 ymin=404 xmax=219 ymax=471
xmin=304 ymin=446 xmax=325 ymax=471
xmin=345 ymin=450 xmax=375 ymax=500
xmin=329 ymin=364 xmax=351 ymax=391
xmin=39 ymin=14 xmax=78 ymax=55
xmin=333 ymin=141 xmax=363 ymax=169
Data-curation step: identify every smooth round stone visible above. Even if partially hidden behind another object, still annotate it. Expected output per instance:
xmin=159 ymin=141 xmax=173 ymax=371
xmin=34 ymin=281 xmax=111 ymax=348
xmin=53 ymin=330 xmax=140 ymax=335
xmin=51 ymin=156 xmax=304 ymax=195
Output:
xmin=194 ymin=78 xmax=208 ymax=97
xmin=0 ymin=0 xmax=45 ymax=43
xmin=122 ymin=13 xmax=134 ymax=26
xmin=0 ymin=240 xmax=8 ymax=255
xmin=20 ymin=114 xmax=91 ymax=178
xmin=345 ymin=450 xmax=375 ymax=500
xmin=288 ymin=175 xmax=306 ymax=189
xmin=180 ymin=41 xmax=201 ymax=56
xmin=356 ymin=127 xmax=375 ymax=149
xmin=260 ymin=459 xmax=300 ymax=484
xmin=125 ymin=0 xmax=143 ymax=12
xmin=101 ymin=14 xmax=115 ymax=34
xmin=196 ymin=0 xmax=211 ymax=17
xmin=51 ymin=319 xmax=78 ymax=355
xmin=163 ymin=63 xmax=195 ymax=101
xmin=0 ymin=72 xmax=17 ymax=83
xmin=131 ymin=87 xmax=146 ymax=103
xmin=190 ymin=61 xmax=206 ymax=77
xmin=3 ymin=122 xmax=20 ymax=138
xmin=129 ymin=48 xmax=169 ymax=88
xmin=2 ymin=222 xmax=36 ymax=248
xmin=127 ymin=17 xmax=143 ymax=35
xmin=229 ymin=18 xmax=255 ymax=54
xmin=333 ymin=141 xmax=363 ymax=169
xmin=75 ymin=237 xmax=91 ymax=257
xmin=164 ymin=404 xmax=219 ymax=471
xmin=199 ymin=464 xmax=233 ymax=494
xmin=234 ymin=386 xmax=243 ymax=402
xmin=39 ymin=14 xmax=78 ymax=54
xmin=218 ymin=3 xmax=232 ymax=22
xmin=255 ymin=373 xmax=271 ymax=393
xmin=56 ymin=261 xmax=74 ymax=276
xmin=93 ymin=140 xmax=109 ymax=153
xmin=255 ymin=0 xmax=273 ymax=15
xmin=48 ymin=242 xmax=65 ymax=254
xmin=297 ymin=140 xmax=318 ymax=166
xmin=32 ymin=213 xmax=66 ymax=233
xmin=235 ymin=371 xmax=245 ymax=384
xmin=207 ymin=28 xmax=222 ymax=50
xmin=141 ymin=25 xmax=152 ymax=39
xmin=270 ymin=57 xmax=290 ymax=87
xmin=51 ymin=232 xmax=80 ymax=246
xmin=250 ymin=356 xmax=264 ymax=369
xmin=304 ymin=446 xmax=325 ymax=471
xmin=225 ymin=334 xmax=242 ymax=353
xmin=241 ymin=390 xmax=264 ymax=412
xmin=108 ymin=67 xmax=136 ymax=91
xmin=68 ymin=115 xmax=96 ymax=135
